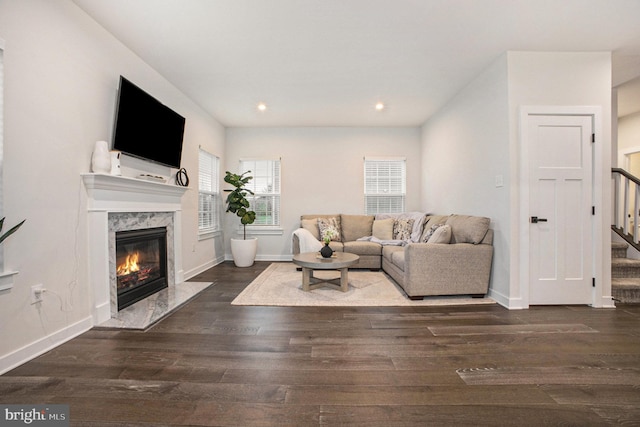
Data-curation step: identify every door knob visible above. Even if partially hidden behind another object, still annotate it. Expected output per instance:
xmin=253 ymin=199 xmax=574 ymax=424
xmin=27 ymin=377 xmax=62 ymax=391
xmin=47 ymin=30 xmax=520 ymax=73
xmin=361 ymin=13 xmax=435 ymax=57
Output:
xmin=531 ymin=216 xmax=548 ymax=223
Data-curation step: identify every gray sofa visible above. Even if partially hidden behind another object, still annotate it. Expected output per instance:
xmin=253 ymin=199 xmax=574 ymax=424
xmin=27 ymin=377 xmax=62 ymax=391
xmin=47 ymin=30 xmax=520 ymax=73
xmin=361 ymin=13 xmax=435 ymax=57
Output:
xmin=292 ymin=213 xmax=493 ymax=299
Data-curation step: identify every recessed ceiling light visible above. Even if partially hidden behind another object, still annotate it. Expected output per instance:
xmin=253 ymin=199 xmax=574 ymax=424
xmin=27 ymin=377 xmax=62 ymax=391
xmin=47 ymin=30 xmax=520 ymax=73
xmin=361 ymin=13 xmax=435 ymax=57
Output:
xmin=375 ymin=102 xmax=385 ymax=111
xmin=257 ymin=103 xmax=267 ymax=112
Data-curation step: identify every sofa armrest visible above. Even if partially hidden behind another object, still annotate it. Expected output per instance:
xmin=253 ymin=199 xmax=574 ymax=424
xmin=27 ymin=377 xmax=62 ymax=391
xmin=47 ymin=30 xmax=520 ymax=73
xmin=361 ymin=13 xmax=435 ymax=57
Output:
xmin=403 ymin=243 xmax=493 ymax=296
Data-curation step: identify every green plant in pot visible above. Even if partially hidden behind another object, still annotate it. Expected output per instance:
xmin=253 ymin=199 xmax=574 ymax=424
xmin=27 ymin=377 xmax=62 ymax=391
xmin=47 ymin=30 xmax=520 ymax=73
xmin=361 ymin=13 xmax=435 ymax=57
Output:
xmin=224 ymin=171 xmax=258 ymax=267
xmin=0 ymin=217 xmax=25 ymax=245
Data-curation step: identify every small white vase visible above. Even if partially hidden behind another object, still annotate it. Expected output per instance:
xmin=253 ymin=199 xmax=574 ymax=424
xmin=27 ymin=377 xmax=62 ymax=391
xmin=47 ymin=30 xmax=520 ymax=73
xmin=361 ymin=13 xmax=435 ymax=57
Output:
xmin=91 ymin=140 xmax=111 ymax=174
xmin=110 ymin=150 xmax=122 ymax=176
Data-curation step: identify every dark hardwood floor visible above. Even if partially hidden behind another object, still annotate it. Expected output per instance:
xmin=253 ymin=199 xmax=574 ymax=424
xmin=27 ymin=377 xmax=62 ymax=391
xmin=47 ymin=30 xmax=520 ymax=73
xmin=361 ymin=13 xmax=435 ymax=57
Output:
xmin=2 ymin=261 xmax=640 ymax=426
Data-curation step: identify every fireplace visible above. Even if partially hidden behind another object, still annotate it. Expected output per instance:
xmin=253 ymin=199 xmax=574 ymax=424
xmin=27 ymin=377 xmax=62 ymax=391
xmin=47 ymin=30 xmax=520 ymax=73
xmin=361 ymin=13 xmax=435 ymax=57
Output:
xmin=115 ymin=227 xmax=168 ymax=310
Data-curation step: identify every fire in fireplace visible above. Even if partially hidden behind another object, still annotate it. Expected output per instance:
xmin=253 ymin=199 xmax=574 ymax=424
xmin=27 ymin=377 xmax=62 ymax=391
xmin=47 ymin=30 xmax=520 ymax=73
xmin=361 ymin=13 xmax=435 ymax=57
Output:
xmin=115 ymin=227 xmax=168 ymax=310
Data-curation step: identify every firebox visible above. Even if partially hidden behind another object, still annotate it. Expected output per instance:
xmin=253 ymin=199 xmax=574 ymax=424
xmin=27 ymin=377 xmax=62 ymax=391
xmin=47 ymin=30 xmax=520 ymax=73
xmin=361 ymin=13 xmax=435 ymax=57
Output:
xmin=115 ymin=227 xmax=168 ymax=310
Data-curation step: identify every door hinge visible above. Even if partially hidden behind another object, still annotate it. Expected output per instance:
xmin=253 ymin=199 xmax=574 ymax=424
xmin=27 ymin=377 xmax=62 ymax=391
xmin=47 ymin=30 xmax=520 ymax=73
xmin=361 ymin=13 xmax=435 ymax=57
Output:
xmin=592 ymin=133 xmax=595 ymax=143
xmin=592 ymin=278 xmax=596 ymax=287
xmin=592 ymin=206 xmax=595 ymax=215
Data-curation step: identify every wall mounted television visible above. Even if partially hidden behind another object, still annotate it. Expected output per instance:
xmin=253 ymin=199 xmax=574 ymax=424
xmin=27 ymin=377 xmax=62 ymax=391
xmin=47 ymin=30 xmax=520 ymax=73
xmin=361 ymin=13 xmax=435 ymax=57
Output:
xmin=112 ymin=76 xmax=186 ymax=169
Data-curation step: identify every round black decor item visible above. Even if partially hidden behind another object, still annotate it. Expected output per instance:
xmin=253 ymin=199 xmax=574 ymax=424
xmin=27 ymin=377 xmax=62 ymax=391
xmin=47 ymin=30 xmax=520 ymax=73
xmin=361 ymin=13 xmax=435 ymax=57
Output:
xmin=320 ymin=243 xmax=334 ymax=258
xmin=176 ymin=168 xmax=189 ymax=187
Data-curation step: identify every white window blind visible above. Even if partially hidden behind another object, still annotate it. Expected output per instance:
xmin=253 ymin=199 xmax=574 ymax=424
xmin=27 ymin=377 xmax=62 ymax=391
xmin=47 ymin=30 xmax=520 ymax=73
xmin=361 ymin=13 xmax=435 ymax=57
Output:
xmin=198 ymin=149 xmax=221 ymax=235
xmin=364 ymin=157 xmax=406 ymax=215
xmin=240 ymin=159 xmax=281 ymax=226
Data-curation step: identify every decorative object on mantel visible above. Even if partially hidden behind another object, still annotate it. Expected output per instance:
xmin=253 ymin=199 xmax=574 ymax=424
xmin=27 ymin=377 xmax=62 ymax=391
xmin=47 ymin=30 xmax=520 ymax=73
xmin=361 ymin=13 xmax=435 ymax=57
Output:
xmin=224 ymin=170 xmax=258 ymax=267
xmin=109 ymin=150 xmax=121 ymax=176
xmin=136 ymin=174 xmax=166 ymax=183
xmin=91 ymin=140 xmax=111 ymax=174
xmin=175 ymin=168 xmax=189 ymax=187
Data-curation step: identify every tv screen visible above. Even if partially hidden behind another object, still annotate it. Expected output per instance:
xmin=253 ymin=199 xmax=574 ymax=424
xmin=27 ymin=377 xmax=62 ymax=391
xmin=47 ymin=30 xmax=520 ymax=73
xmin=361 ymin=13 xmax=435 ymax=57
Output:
xmin=112 ymin=76 xmax=185 ymax=168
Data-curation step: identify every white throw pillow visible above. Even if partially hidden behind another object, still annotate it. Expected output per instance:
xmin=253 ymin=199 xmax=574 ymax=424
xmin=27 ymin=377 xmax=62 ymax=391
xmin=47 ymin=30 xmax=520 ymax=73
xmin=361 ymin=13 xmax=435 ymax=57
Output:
xmin=372 ymin=218 xmax=394 ymax=240
xmin=427 ymin=224 xmax=452 ymax=244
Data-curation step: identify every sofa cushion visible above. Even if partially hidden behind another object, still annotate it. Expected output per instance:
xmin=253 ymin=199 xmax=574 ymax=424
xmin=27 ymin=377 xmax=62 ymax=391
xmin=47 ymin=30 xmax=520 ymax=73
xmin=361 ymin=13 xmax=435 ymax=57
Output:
xmin=341 ymin=215 xmax=374 ymax=242
xmin=372 ymin=218 xmax=394 ymax=240
xmin=344 ymin=241 xmax=383 ymax=256
xmin=393 ymin=218 xmax=414 ymax=240
xmin=445 ymin=215 xmax=490 ymax=244
xmin=427 ymin=224 xmax=452 ymax=244
xmin=390 ymin=249 xmax=406 ymax=271
xmin=301 ymin=218 xmax=320 ymax=240
xmin=382 ymin=245 xmax=404 ymax=261
xmin=317 ymin=217 xmax=341 ymax=242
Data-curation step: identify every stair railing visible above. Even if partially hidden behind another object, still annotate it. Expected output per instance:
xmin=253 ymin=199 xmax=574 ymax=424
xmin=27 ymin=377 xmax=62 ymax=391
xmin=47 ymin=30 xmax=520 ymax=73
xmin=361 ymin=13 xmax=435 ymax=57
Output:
xmin=612 ymin=167 xmax=640 ymax=249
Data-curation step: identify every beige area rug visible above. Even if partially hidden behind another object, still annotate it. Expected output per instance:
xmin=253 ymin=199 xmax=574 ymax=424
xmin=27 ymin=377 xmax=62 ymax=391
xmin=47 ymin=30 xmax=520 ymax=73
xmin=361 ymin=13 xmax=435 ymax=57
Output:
xmin=231 ymin=262 xmax=495 ymax=307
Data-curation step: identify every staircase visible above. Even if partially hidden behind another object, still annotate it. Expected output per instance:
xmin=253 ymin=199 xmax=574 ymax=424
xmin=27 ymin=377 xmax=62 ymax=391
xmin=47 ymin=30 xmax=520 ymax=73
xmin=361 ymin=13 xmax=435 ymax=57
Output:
xmin=611 ymin=241 xmax=640 ymax=303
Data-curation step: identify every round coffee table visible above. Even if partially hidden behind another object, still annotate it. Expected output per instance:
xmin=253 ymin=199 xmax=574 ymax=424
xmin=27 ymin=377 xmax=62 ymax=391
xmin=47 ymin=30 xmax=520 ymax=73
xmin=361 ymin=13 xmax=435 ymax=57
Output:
xmin=292 ymin=252 xmax=360 ymax=292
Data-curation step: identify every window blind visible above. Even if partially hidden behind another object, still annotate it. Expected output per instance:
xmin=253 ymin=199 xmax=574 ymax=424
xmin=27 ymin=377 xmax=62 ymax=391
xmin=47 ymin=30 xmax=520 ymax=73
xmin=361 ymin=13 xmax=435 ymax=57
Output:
xmin=240 ymin=159 xmax=281 ymax=226
xmin=198 ymin=149 xmax=220 ymax=234
xmin=364 ymin=157 xmax=406 ymax=215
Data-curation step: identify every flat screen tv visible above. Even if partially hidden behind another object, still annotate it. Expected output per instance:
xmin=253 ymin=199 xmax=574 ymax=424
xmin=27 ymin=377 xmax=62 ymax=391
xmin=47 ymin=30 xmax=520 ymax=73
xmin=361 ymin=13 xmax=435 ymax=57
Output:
xmin=112 ymin=76 xmax=185 ymax=168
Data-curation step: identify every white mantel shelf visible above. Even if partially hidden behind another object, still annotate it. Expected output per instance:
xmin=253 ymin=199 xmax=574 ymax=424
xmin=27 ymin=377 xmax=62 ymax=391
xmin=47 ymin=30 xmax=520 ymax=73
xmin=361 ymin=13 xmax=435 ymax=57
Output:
xmin=81 ymin=173 xmax=188 ymax=212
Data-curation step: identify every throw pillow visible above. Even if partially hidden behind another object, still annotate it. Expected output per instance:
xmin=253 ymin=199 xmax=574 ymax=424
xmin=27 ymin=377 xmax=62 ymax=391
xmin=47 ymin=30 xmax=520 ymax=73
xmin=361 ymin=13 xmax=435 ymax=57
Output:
xmin=427 ymin=224 xmax=452 ymax=244
xmin=372 ymin=218 xmax=394 ymax=240
xmin=393 ymin=218 xmax=414 ymax=241
xmin=421 ymin=223 xmax=444 ymax=243
xmin=445 ymin=215 xmax=490 ymax=244
xmin=300 ymin=218 xmax=320 ymax=240
xmin=317 ymin=217 xmax=341 ymax=242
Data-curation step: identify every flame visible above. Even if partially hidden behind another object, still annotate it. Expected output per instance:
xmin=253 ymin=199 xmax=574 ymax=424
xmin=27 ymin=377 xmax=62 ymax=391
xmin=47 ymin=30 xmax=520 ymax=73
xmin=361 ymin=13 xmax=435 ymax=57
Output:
xmin=117 ymin=252 xmax=140 ymax=276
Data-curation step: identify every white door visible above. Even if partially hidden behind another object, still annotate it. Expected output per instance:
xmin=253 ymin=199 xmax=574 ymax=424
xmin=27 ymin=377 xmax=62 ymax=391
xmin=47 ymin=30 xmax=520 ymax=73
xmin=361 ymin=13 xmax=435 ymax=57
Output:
xmin=528 ymin=114 xmax=593 ymax=304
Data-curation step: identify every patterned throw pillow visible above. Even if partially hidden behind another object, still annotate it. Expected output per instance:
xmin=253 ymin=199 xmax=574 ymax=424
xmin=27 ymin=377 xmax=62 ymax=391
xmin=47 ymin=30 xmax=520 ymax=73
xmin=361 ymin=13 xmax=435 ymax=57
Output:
xmin=317 ymin=217 xmax=341 ymax=242
xmin=393 ymin=218 xmax=414 ymax=241
xmin=421 ymin=223 xmax=444 ymax=243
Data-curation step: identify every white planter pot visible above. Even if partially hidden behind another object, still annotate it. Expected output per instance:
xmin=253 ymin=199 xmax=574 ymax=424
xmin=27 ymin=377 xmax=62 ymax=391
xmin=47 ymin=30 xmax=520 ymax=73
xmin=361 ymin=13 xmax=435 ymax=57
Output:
xmin=230 ymin=237 xmax=258 ymax=267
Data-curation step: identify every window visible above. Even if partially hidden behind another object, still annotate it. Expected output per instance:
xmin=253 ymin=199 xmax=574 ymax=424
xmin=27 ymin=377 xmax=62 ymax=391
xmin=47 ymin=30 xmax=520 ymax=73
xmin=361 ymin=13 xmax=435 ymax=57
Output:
xmin=364 ymin=157 xmax=406 ymax=215
xmin=198 ymin=149 xmax=221 ymax=237
xmin=239 ymin=159 xmax=281 ymax=227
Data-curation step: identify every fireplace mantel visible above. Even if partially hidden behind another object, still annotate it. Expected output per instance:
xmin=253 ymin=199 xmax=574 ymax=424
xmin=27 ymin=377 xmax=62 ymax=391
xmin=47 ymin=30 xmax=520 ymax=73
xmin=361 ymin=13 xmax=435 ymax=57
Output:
xmin=81 ymin=173 xmax=188 ymax=211
xmin=82 ymin=173 xmax=188 ymax=324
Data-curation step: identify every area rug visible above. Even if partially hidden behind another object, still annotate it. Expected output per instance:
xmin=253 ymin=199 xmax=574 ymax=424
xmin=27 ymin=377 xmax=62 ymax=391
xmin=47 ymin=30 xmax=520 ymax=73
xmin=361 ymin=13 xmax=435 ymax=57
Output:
xmin=231 ymin=262 xmax=495 ymax=307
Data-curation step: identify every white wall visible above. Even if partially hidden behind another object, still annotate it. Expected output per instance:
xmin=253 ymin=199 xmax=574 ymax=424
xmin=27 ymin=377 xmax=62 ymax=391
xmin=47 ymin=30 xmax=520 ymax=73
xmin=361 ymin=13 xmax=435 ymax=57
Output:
xmin=421 ymin=51 xmax=613 ymax=309
xmin=224 ymin=127 xmax=421 ymax=259
xmin=0 ymin=0 xmax=224 ymax=373
xmin=420 ymin=55 xmax=511 ymax=305
xmin=618 ymin=112 xmax=640 ymax=154
xmin=506 ymin=51 xmax=613 ymax=308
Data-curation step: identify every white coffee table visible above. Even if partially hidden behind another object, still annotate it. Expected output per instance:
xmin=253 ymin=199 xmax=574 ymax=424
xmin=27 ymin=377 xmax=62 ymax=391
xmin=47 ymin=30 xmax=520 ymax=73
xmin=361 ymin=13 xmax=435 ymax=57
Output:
xmin=292 ymin=252 xmax=360 ymax=292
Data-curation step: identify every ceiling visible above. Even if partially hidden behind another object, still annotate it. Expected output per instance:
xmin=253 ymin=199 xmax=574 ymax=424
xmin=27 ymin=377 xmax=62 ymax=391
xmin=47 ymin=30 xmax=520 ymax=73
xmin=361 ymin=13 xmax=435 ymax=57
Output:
xmin=72 ymin=0 xmax=640 ymax=127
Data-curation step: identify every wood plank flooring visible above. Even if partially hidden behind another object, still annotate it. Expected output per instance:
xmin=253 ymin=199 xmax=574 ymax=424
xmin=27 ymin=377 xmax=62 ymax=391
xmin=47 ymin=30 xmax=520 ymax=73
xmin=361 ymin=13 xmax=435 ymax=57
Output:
xmin=1 ymin=261 xmax=640 ymax=426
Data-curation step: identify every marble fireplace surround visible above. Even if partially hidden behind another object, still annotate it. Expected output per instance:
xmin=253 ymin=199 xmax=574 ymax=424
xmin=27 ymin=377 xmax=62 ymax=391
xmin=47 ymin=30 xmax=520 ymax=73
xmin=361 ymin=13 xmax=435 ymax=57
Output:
xmin=83 ymin=174 xmax=209 ymax=328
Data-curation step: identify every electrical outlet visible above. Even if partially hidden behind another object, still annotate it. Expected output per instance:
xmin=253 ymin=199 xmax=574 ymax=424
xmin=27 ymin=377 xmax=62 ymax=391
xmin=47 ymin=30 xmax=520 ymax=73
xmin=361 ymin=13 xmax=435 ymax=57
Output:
xmin=31 ymin=284 xmax=44 ymax=304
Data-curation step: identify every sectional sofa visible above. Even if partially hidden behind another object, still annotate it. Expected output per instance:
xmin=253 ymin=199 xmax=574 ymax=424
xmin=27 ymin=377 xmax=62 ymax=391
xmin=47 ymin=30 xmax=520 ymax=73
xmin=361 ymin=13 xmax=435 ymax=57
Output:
xmin=291 ymin=213 xmax=493 ymax=299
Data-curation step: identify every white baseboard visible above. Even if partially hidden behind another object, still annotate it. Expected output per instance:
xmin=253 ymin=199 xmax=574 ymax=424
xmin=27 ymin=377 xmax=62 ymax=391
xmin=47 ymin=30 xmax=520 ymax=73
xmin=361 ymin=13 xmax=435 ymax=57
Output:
xmin=183 ymin=256 xmax=225 ymax=280
xmin=224 ymin=254 xmax=292 ymax=262
xmin=488 ymin=289 xmax=526 ymax=309
xmin=0 ymin=316 xmax=93 ymax=375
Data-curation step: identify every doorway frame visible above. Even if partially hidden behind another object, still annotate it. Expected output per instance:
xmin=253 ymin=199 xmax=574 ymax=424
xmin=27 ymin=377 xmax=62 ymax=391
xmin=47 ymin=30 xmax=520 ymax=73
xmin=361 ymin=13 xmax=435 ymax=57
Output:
xmin=518 ymin=105 xmax=613 ymax=309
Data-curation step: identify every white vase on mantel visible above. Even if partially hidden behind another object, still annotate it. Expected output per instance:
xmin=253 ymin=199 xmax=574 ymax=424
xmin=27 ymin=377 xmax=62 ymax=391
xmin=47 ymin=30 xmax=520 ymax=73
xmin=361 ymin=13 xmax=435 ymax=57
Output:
xmin=91 ymin=140 xmax=111 ymax=174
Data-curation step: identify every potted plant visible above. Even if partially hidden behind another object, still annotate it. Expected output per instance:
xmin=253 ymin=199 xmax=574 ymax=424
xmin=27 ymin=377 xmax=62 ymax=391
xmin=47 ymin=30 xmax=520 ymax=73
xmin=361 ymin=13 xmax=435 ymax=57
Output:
xmin=224 ymin=170 xmax=258 ymax=267
xmin=0 ymin=217 xmax=25 ymax=291
xmin=0 ymin=217 xmax=25 ymax=245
